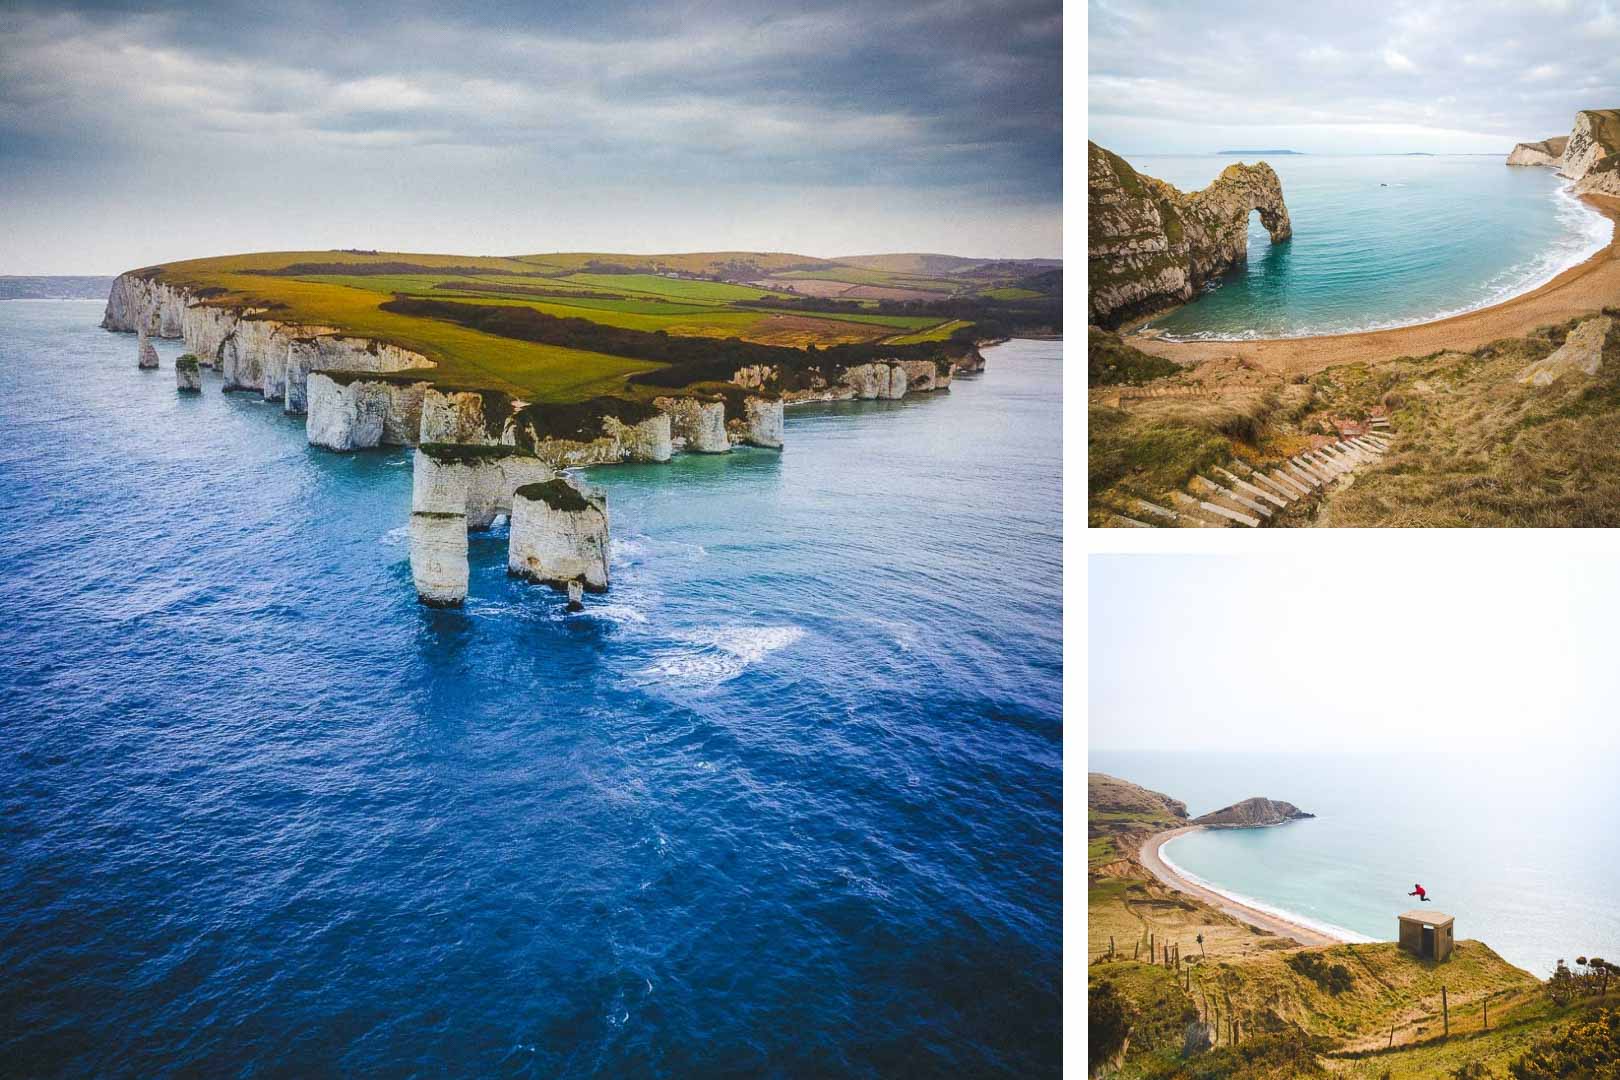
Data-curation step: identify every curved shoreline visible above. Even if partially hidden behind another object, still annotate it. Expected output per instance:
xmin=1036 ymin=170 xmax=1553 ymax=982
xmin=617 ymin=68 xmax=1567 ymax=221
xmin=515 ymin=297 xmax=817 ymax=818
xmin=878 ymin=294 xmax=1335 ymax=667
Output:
xmin=1127 ymin=193 xmax=1620 ymax=376
xmin=1139 ymin=826 xmax=1352 ymax=948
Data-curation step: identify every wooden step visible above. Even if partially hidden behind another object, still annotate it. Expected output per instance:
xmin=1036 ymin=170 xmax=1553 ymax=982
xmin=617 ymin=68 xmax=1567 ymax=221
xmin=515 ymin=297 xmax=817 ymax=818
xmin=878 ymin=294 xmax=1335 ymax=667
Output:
xmin=1190 ymin=475 xmax=1272 ymax=518
xmin=1133 ymin=498 xmax=1180 ymax=523
xmin=1268 ymin=470 xmax=1311 ymax=497
xmin=1167 ymin=491 xmax=1229 ymax=527
xmin=1218 ymin=469 xmax=1296 ymax=508
xmin=1105 ymin=514 xmax=1152 ymax=528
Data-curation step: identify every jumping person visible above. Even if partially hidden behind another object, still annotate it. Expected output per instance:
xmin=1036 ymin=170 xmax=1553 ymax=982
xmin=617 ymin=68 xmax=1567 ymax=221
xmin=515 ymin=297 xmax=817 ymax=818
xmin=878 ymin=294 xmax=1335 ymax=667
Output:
xmin=1409 ymin=883 xmax=1431 ymax=903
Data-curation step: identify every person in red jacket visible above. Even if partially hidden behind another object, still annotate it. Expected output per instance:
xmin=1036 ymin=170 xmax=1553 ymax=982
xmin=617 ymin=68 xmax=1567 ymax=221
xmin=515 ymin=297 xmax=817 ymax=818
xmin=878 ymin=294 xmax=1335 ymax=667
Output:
xmin=1409 ymin=883 xmax=1431 ymax=902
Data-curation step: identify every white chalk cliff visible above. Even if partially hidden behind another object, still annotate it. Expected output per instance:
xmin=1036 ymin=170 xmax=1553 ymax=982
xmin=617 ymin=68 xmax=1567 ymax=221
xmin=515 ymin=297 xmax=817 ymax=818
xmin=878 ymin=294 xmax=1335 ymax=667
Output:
xmin=1508 ymin=110 xmax=1620 ymax=197
xmin=409 ymin=511 xmax=470 ymax=607
xmin=508 ymin=480 xmax=610 ymax=592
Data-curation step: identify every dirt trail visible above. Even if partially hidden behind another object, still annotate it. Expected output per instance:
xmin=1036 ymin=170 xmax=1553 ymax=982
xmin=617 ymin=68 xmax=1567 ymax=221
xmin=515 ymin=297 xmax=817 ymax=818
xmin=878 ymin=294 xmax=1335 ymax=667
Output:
xmin=1127 ymin=194 xmax=1620 ymax=376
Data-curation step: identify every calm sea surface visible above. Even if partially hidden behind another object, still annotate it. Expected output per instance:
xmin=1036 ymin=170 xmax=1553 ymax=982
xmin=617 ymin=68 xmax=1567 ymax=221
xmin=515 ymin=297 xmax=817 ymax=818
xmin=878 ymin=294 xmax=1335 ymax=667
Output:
xmin=1134 ymin=154 xmax=1613 ymax=339
xmin=1089 ymin=750 xmax=1620 ymax=977
xmin=0 ymin=301 xmax=1062 ymax=1076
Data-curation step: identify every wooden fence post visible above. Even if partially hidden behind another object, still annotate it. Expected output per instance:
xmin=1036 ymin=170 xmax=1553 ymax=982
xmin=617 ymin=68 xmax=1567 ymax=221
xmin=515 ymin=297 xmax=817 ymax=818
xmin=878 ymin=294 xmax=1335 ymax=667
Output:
xmin=1150 ymin=933 xmax=1155 ymax=964
xmin=1483 ymin=995 xmax=1489 ymax=1032
xmin=1134 ymin=940 xmax=1139 ymax=960
xmin=1109 ymin=935 xmax=1115 ymax=959
xmin=1442 ymin=986 xmax=1449 ymax=1039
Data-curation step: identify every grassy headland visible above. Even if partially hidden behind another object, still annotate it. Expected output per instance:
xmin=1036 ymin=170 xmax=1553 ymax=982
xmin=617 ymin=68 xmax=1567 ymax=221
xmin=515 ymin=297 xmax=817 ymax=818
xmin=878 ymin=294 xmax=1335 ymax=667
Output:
xmin=134 ymin=249 xmax=1060 ymax=404
xmin=1088 ymin=773 xmax=1617 ymax=1078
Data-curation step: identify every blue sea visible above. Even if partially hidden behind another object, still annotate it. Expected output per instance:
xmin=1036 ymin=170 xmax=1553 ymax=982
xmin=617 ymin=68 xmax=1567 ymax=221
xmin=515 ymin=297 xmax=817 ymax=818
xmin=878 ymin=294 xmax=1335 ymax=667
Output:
xmin=1132 ymin=154 xmax=1613 ymax=339
xmin=1089 ymin=751 xmax=1620 ymax=978
xmin=0 ymin=301 xmax=1062 ymax=1076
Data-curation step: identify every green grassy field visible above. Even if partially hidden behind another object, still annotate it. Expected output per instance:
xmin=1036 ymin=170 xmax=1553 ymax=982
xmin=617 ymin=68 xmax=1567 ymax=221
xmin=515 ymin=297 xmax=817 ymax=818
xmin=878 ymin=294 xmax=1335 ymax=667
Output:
xmin=140 ymin=249 xmax=1058 ymax=403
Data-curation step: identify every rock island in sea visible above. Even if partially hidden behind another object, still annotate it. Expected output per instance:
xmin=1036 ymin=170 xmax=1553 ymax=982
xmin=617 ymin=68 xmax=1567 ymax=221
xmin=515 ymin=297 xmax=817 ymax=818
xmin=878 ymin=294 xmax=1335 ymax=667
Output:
xmin=101 ymin=250 xmax=1060 ymax=604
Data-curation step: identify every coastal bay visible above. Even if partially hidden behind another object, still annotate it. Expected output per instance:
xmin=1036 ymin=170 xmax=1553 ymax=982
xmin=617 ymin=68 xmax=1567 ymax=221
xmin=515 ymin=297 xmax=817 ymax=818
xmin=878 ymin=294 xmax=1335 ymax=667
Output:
xmin=1128 ymin=192 xmax=1620 ymax=375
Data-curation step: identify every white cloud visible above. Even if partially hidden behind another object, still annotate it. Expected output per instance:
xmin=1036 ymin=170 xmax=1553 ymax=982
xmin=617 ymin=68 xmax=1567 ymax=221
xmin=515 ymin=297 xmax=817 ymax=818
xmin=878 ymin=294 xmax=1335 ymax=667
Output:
xmin=1382 ymin=48 xmax=1417 ymax=73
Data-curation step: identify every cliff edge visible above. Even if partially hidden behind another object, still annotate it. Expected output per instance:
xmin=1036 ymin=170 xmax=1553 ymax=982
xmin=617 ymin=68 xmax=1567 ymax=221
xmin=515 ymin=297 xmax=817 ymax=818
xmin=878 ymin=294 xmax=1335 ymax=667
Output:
xmin=1192 ymin=796 xmax=1313 ymax=828
xmin=1507 ymin=135 xmax=1569 ymax=168
xmin=1508 ymin=110 xmax=1620 ymax=196
xmin=1088 ymin=141 xmax=1292 ymax=329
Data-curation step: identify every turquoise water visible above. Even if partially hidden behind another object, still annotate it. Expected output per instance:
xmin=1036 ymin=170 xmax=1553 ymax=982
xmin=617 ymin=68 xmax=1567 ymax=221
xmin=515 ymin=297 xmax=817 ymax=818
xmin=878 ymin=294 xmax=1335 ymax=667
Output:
xmin=1089 ymin=751 xmax=1620 ymax=977
xmin=0 ymin=301 xmax=1062 ymax=1074
xmin=1135 ymin=154 xmax=1612 ymax=339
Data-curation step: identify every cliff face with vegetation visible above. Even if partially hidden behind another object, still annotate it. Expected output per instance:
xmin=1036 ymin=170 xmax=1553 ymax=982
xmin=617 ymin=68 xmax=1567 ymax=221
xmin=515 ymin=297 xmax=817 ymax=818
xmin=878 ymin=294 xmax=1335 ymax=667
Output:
xmin=1088 ymin=141 xmax=1293 ymax=329
xmin=1507 ymin=109 xmax=1620 ymax=196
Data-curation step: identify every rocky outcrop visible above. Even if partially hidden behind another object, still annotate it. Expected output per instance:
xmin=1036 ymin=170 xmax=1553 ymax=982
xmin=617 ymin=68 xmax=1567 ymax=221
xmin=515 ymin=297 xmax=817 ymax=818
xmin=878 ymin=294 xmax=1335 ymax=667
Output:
xmin=1560 ymin=109 xmax=1620 ymax=196
xmin=1087 ymin=773 xmax=1190 ymax=821
xmin=654 ymin=397 xmax=729 ymax=453
xmin=508 ymin=480 xmax=610 ymax=592
xmin=175 ymin=354 xmax=201 ymax=392
xmin=1088 ymin=141 xmax=1292 ymax=328
xmin=741 ymin=396 xmax=784 ymax=449
xmin=103 ymin=274 xmax=189 ymax=338
xmin=137 ymin=331 xmax=159 ymax=370
xmin=1507 ymin=136 xmax=1569 ymax=168
xmin=419 ymin=387 xmax=514 ymax=445
xmin=411 ymin=443 xmax=555 ymax=528
xmin=840 ymin=362 xmax=907 ymax=400
xmin=306 ymin=372 xmax=431 ymax=451
xmin=602 ymin=412 xmax=673 ymax=462
xmin=953 ymin=346 xmax=987 ymax=374
xmin=1192 ymin=797 xmax=1313 ymax=828
xmin=409 ymin=511 xmax=469 ymax=607
xmin=1518 ymin=315 xmax=1612 ymax=386
xmin=507 ymin=399 xmax=672 ymax=466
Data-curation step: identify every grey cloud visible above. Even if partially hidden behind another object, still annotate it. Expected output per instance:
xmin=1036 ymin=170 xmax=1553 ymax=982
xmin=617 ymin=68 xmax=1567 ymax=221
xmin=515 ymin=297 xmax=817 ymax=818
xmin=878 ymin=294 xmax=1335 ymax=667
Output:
xmin=0 ymin=0 xmax=1059 ymax=271
xmin=1089 ymin=0 xmax=1620 ymax=154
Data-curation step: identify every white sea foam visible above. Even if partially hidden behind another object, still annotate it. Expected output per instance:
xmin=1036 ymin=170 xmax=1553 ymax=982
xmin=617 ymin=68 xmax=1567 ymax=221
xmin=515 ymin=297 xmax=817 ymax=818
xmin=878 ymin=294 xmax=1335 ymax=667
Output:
xmin=379 ymin=525 xmax=409 ymax=547
xmin=1159 ymin=836 xmax=1377 ymax=944
xmin=1151 ymin=181 xmax=1614 ymax=342
xmin=639 ymin=625 xmax=806 ymax=687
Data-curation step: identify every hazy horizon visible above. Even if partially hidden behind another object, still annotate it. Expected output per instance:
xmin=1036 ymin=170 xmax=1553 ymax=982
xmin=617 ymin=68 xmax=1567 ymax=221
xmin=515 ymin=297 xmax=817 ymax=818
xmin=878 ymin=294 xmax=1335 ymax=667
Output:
xmin=1090 ymin=553 xmax=1620 ymax=753
xmin=0 ymin=1 xmax=1061 ymax=275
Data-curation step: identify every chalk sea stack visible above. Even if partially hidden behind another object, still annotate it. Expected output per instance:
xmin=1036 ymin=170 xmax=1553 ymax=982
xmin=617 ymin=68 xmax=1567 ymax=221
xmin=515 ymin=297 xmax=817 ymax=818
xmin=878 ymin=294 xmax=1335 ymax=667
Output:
xmin=1192 ymin=797 xmax=1313 ymax=828
xmin=137 ymin=331 xmax=159 ymax=370
xmin=175 ymin=354 xmax=201 ymax=392
xmin=409 ymin=510 xmax=470 ymax=607
xmin=508 ymin=480 xmax=610 ymax=593
xmin=654 ymin=397 xmax=730 ymax=453
xmin=1088 ymin=141 xmax=1292 ymax=328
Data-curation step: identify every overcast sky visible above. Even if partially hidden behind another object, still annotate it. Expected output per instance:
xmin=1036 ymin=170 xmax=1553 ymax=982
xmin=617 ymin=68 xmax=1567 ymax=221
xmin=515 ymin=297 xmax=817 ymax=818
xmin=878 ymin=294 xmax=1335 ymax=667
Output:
xmin=1089 ymin=0 xmax=1620 ymax=156
xmin=0 ymin=1 xmax=1061 ymax=274
xmin=1089 ymin=554 xmax=1620 ymax=752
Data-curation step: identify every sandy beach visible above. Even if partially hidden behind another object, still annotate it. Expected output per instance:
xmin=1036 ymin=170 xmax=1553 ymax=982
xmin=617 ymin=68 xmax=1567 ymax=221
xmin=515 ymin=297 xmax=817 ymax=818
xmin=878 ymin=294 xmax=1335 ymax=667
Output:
xmin=1127 ymin=193 xmax=1620 ymax=376
xmin=1139 ymin=827 xmax=1348 ymax=948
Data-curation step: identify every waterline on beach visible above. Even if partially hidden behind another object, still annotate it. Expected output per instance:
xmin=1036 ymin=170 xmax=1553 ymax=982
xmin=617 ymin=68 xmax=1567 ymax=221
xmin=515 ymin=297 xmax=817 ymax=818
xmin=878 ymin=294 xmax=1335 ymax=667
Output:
xmin=1160 ymin=833 xmax=1377 ymax=945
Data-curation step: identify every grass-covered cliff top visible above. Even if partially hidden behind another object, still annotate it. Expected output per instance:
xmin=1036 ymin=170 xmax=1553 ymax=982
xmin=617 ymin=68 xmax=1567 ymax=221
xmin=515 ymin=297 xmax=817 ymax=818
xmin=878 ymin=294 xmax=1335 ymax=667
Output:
xmin=1085 ymin=773 xmax=1619 ymax=1079
xmin=134 ymin=249 xmax=1060 ymax=403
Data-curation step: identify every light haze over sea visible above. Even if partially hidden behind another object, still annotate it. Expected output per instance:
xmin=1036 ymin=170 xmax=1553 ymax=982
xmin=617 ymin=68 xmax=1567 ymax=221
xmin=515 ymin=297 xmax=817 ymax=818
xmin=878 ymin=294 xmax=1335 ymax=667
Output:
xmin=1090 ymin=750 xmax=1620 ymax=977
xmin=1132 ymin=154 xmax=1612 ymax=340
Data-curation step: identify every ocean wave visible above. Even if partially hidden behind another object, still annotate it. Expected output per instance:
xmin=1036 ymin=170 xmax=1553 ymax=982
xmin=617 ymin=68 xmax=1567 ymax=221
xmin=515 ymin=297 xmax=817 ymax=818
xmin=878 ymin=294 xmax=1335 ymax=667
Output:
xmin=1149 ymin=182 xmax=1614 ymax=342
xmin=611 ymin=533 xmax=707 ymax=567
xmin=638 ymin=625 xmax=806 ymax=687
xmin=1159 ymin=837 xmax=1377 ymax=944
